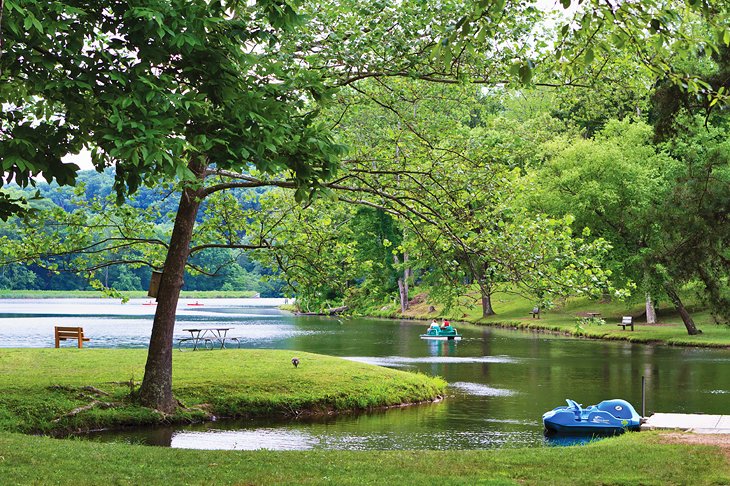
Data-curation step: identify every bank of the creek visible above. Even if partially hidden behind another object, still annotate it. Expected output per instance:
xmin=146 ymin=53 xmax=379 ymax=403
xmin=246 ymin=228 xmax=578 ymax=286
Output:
xmin=1 ymin=298 xmax=728 ymax=451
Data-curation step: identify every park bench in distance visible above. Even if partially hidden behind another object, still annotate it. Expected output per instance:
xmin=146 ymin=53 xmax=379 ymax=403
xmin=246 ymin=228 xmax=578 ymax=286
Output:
xmin=617 ymin=316 xmax=634 ymax=331
xmin=530 ymin=307 xmax=540 ymax=319
xmin=54 ymin=326 xmax=90 ymax=348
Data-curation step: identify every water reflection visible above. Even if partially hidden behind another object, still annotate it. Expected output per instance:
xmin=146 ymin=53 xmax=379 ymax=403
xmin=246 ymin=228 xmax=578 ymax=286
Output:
xmin=87 ymin=416 xmax=544 ymax=451
xmin=543 ymin=433 xmax=619 ymax=447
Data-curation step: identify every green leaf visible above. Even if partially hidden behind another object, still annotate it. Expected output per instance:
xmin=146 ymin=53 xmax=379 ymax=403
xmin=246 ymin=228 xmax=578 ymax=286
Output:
xmin=611 ymin=33 xmax=626 ymax=48
xmin=518 ymin=63 xmax=532 ymax=84
xmin=584 ymin=48 xmax=594 ymax=65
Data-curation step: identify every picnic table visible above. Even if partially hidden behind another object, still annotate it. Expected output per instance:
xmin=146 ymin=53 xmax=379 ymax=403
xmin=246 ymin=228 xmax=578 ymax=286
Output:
xmin=586 ymin=312 xmax=602 ymax=319
xmin=178 ymin=328 xmax=238 ymax=351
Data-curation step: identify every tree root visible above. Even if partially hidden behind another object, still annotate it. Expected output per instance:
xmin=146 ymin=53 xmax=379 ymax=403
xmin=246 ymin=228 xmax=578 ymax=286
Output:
xmin=53 ymin=400 xmax=116 ymax=423
xmin=174 ymin=399 xmax=216 ymax=420
xmin=49 ymin=384 xmax=120 ymax=423
xmin=48 ymin=385 xmax=214 ymax=426
xmin=81 ymin=385 xmax=110 ymax=396
xmin=49 ymin=384 xmax=110 ymax=397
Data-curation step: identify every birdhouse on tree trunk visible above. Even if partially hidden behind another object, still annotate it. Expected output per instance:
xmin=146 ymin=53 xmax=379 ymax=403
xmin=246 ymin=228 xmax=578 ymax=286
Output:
xmin=148 ymin=270 xmax=163 ymax=298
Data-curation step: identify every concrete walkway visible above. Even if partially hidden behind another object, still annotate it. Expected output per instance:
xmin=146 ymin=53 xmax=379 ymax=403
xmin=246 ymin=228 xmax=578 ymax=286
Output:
xmin=642 ymin=413 xmax=730 ymax=434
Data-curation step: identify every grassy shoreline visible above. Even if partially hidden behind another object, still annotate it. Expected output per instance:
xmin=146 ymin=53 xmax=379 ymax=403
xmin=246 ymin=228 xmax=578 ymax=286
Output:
xmin=0 ymin=349 xmax=445 ymax=434
xmin=0 ymin=430 xmax=727 ymax=485
xmin=366 ymin=291 xmax=730 ymax=349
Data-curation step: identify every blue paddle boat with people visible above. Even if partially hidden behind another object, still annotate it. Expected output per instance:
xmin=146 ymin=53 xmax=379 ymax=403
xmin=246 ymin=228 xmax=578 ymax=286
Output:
xmin=542 ymin=398 xmax=641 ymax=435
xmin=420 ymin=319 xmax=462 ymax=341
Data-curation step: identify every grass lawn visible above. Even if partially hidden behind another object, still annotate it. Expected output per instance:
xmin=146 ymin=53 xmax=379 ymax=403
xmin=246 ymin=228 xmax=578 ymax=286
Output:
xmin=0 ymin=430 xmax=727 ymax=485
xmin=0 ymin=349 xmax=445 ymax=433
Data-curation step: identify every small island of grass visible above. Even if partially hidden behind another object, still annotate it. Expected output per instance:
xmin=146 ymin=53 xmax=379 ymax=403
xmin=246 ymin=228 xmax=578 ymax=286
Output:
xmin=0 ymin=349 xmax=445 ymax=434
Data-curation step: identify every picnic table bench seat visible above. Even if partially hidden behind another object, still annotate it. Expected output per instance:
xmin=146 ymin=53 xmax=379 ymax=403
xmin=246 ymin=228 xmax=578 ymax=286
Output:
xmin=177 ymin=328 xmax=241 ymax=351
xmin=617 ymin=316 xmax=634 ymax=331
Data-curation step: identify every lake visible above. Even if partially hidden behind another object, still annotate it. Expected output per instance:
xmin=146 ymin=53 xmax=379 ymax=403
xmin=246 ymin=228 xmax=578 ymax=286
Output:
xmin=1 ymin=298 xmax=728 ymax=450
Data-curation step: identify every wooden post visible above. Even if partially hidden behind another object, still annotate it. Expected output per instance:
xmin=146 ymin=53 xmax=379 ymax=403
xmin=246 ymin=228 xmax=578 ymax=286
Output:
xmin=641 ymin=375 xmax=646 ymax=418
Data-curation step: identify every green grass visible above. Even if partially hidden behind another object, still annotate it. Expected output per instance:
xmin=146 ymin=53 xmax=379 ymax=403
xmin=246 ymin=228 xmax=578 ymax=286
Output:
xmin=481 ymin=297 xmax=730 ymax=347
xmin=392 ymin=290 xmax=730 ymax=348
xmin=0 ymin=290 xmax=260 ymax=299
xmin=0 ymin=430 xmax=726 ymax=485
xmin=0 ymin=349 xmax=445 ymax=434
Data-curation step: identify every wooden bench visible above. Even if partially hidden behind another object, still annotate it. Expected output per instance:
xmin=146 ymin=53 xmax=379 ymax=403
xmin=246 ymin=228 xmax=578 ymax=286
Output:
xmin=617 ymin=316 xmax=634 ymax=331
xmin=530 ymin=307 xmax=540 ymax=319
xmin=54 ymin=326 xmax=90 ymax=348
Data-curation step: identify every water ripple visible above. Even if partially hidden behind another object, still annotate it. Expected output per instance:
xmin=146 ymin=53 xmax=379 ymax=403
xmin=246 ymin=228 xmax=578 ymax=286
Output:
xmin=450 ymin=381 xmax=517 ymax=397
xmin=171 ymin=428 xmax=319 ymax=451
xmin=343 ymin=356 xmax=517 ymax=366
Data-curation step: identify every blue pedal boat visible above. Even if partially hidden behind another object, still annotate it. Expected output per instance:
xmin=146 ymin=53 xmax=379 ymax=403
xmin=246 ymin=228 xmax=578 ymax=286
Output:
xmin=420 ymin=326 xmax=462 ymax=341
xmin=542 ymin=398 xmax=641 ymax=435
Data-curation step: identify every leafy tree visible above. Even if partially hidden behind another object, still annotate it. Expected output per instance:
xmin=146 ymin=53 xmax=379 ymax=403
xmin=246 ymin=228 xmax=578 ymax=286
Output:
xmin=347 ymin=208 xmax=403 ymax=307
xmin=530 ymin=119 xmax=670 ymax=315
xmin=109 ymin=266 xmax=142 ymax=291
xmin=653 ymin=114 xmax=730 ymax=327
xmin=245 ymin=189 xmax=362 ymax=311
xmin=3 ymin=0 xmax=347 ymax=411
xmin=0 ymin=263 xmax=38 ymax=290
xmin=531 ymin=117 xmax=730 ymax=334
xmin=315 ymin=80 xmax=618 ymax=316
xmin=447 ymin=1 xmax=730 ymax=108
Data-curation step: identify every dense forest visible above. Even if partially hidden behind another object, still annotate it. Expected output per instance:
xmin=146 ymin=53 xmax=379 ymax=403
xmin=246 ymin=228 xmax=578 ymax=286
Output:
xmin=0 ymin=170 xmax=282 ymax=295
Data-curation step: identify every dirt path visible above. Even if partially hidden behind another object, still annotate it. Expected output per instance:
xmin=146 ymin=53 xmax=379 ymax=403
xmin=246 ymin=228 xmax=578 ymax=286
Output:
xmin=659 ymin=432 xmax=730 ymax=460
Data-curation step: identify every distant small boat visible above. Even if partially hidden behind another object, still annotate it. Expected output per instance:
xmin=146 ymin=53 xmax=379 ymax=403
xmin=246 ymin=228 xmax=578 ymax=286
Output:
xmin=420 ymin=326 xmax=462 ymax=341
xmin=142 ymin=301 xmax=157 ymax=306
xmin=187 ymin=301 xmax=204 ymax=306
xmin=542 ymin=399 xmax=641 ymax=435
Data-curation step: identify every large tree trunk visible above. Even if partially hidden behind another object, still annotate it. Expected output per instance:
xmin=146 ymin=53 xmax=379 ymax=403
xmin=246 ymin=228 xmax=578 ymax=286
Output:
xmin=664 ymin=284 xmax=700 ymax=335
xmin=394 ymin=254 xmax=408 ymax=313
xmin=403 ymin=252 xmax=410 ymax=311
xmin=480 ymin=287 xmax=495 ymax=317
xmin=138 ymin=167 xmax=205 ymax=412
xmin=645 ymin=293 xmax=657 ymax=324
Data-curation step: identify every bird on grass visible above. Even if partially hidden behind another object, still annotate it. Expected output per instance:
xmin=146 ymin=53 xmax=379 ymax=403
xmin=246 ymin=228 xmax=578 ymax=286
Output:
xmin=291 ymin=357 xmax=300 ymax=368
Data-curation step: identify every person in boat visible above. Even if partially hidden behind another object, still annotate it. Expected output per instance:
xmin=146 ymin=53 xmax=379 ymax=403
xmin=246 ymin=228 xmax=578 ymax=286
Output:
xmin=428 ymin=319 xmax=440 ymax=331
xmin=441 ymin=319 xmax=451 ymax=329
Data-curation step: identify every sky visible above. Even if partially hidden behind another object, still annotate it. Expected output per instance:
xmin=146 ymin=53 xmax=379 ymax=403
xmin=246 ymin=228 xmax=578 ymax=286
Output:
xmin=62 ymin=149 xmax=94 ymax=170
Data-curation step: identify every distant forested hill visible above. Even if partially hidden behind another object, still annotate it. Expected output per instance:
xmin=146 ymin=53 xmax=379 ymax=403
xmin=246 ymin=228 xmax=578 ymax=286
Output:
xmin=0 ymin=169 xmax=281 ymax=295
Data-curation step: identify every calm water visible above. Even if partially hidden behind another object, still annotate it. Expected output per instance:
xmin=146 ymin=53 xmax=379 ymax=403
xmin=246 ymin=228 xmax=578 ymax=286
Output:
xmin=1 ymin=298 xmax=728 ymax=450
